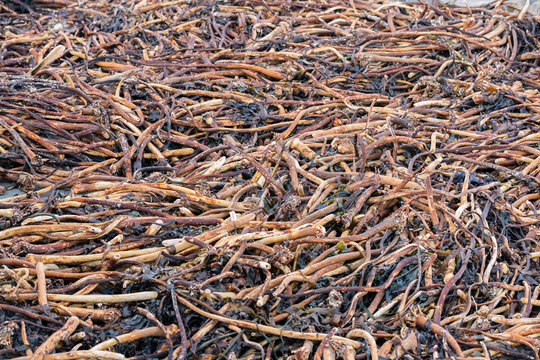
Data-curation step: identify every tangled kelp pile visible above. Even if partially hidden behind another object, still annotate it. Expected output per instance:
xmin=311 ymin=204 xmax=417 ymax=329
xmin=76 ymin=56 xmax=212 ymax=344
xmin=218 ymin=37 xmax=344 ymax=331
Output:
xmin=0 ymin=0 xmax=540 ymax=359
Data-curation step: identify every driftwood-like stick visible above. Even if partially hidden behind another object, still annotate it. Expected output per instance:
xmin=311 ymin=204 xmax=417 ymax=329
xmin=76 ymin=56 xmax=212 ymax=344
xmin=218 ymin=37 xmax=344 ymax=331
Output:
xmin=35 ymin=262 xmax=48 ymax=307
xmin=31 ymin=316 xmax=79 ymax=360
